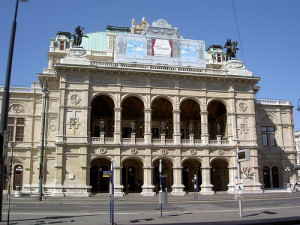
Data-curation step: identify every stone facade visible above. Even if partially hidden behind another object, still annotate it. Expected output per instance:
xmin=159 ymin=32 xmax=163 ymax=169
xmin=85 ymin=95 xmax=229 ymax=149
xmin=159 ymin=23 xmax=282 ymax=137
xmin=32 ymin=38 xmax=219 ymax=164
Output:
xmin=0 ymin=18 xmax=297 ymax=197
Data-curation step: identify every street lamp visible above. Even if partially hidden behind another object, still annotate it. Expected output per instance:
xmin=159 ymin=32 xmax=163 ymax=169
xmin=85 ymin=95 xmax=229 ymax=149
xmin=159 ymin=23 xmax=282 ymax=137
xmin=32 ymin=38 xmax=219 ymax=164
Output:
xmin=297 ymin=98 xmax=300 ymax=111
xmin=285 ymin=166 xmax=291 ymax=188
xmin=0 ymin=0 xmax=28 ymax=221
xmin=38 ymin=80 xmax=48 ymax=201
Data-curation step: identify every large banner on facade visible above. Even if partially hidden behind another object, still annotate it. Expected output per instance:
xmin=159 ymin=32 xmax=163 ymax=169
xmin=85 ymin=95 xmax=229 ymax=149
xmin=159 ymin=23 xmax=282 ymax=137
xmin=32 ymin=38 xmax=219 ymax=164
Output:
xmin=152 ymin=39 xmax=173 ymax=57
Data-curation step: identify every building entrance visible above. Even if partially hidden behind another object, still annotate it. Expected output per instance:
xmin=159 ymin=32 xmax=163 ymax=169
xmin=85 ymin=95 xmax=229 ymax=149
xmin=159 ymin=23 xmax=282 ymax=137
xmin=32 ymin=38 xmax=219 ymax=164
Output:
xmin=90 ymin=158 xmax=110 ymax=193
xmin=122 ymin=158 xmax=143 ymax=193
xmin=153 ymin=158 xmax=173 ymax=193
xmin=182 ymin=159 xmax=202 ymax=192
xmin=210 ymin=158 xmax=229 ymax=192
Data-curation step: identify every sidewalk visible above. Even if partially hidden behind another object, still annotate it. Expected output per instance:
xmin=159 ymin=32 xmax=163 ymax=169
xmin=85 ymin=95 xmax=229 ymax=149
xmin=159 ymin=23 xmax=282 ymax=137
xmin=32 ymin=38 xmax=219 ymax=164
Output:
xmin=1 ymin=190 xmax=300 ymax=225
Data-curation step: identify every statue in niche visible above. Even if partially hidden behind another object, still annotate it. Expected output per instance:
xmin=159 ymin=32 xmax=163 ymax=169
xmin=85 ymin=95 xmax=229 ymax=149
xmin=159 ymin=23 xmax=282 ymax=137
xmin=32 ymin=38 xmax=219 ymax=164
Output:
xmin=223 ymin=39 xmax=239 ymax=60
xmin=161 ymin=121 xmax=166 ymax=134
xmin=131 ymin=121 xmax=136 ymax=133
xmin=99 ymin=119 xmax=105 ymax=133
xmin=217 ymin=123 xmax=221 ymax=135
xmin=189 ymin=122 xmax=194 ymax=135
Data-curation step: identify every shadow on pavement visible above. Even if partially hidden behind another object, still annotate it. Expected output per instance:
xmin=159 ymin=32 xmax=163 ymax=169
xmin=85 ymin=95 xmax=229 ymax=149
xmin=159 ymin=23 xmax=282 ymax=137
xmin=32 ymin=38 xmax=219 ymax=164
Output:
xmin=137 ymin=216 xmax=300 ymax=225
xmin=5 ymin=215 xmax=91 ymax=225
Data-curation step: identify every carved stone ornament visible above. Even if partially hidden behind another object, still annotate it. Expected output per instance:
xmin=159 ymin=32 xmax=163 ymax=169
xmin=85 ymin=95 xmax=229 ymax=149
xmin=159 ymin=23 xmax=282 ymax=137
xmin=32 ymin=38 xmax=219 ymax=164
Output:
xmin=69 ymin=48 xmax=87 ymax=57
xmin=99 ymin=148 xmax=107 ymax=154
xmin=70 ymin=94 xmax=81 ymax=105
xmin=218 ymin=149 xmax=224 ymax=155
xmin=50 ymin=125 xmax=56 ymax=132
xmin=190 ymin=149 xmax=197 ymax=155
xmin=130 ymin=148 xmax=138 ymax=155
xmin=239 ymin=102 xmax=248 ymax=112
xmin=161 ymin=149 xmax=168 ymax=155
xmin=10 ymin=104 xmax=24 ymax=113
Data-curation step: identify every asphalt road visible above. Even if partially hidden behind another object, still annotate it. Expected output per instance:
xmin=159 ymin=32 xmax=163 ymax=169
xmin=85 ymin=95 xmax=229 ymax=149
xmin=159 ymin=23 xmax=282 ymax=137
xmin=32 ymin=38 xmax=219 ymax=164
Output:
xmin=1 ymin=192 xmax=300 ymax=225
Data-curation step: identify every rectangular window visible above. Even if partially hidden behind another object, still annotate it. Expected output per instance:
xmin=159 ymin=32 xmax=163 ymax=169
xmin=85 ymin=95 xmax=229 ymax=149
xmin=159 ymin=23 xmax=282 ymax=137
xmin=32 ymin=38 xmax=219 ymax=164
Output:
xmin=7 ymin=126 xmax=14 ymax=141
xmin=262 ymin=133 xmax=268 ymax=146
xmin=17 ymin=118 xmax=25 ymax=125
xmin=8 ymin=117 xmax=14 ymax=124
xmin=261 ymin=126 xmax=276 ymax=147
xmin=269 ymin=134 xmax=276 ymax=146
xmin=7 ymin=117 xmax=25 ymax=142
xmin=217 ymin=54 xmax=222 ymax=62
xmin=16 ymin=126 xmax=24 ymax=141
xmin=59 ymin=41 xmax=64 ymax=50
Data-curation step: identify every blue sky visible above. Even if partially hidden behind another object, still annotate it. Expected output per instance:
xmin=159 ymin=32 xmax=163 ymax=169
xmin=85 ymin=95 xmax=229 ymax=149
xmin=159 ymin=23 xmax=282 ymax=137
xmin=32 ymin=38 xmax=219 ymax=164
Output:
xmin=1 ymin=0 xmax=300 ymax=130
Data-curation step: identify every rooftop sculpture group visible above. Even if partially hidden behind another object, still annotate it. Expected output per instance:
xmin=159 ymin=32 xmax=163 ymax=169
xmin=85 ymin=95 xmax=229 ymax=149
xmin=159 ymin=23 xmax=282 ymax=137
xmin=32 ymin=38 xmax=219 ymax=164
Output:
xmin=56 ymin=25 xmax=88 ymax=47
xmin=223 ymin=39 xmax=239 ymax=60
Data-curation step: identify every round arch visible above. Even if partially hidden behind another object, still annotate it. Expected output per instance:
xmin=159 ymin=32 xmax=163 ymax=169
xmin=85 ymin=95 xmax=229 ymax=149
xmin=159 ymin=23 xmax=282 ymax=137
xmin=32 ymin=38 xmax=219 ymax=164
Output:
xmin=121 ymin=157 xmax=144 ymax=193
xmin=207 ymin=100 xmax=227 ymax=140
xmin=90 ymin=157 xmax=111 ymax=193
xmin=152 ymin=157 xmax=174 ymax=193
xmin=182 ymin=157 xmax=202 ymax=192
xmin=151 ymin=97 xmax=174 ymax=139
xmin=121 ymin=96 xmax=145 ymax=138
xmin=180 ymin=98 xmax=201 ymax=139
xmin=210 ymin=158 xmax=229 ymax=192
xmin=90 ymin=95 xmax=115 ymax=138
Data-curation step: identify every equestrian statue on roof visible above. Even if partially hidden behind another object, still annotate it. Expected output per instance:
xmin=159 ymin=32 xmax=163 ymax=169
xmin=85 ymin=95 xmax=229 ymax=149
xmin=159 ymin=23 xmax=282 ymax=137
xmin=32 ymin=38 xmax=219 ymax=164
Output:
xmin=223 ymin=39 xmax=239 ymax=61
xmin=56 ymin=25 xmax=88 ymax=47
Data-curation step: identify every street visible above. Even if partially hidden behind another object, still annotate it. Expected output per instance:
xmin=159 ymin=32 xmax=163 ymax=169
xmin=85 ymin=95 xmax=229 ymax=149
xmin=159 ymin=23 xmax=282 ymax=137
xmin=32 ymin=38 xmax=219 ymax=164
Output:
xmin=1 ymin=192 xmax=300 ymax=225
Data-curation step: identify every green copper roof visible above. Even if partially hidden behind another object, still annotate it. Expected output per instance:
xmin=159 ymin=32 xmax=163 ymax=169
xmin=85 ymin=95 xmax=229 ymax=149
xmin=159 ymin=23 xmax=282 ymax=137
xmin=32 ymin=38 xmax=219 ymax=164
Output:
xmin=81 ymin=31 xmax=107 ymax=51
xmin=81 ymin=28 xmax=130 ymax=51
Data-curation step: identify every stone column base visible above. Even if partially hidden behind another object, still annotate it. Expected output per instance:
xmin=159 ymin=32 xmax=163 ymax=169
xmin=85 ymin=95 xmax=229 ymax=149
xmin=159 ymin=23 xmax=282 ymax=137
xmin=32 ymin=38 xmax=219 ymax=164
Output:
xmin=114 ymin=185 xmax=125 ymax=197
xmin=142 ymin=185 xmax=156 ymax=196
xmin=200 ymin=184 xmax=215 ymax=195
xmin=171 ymin=184 xmax=186 ymax=196
xmin=52 ymin=185 xmax=65 ymax=197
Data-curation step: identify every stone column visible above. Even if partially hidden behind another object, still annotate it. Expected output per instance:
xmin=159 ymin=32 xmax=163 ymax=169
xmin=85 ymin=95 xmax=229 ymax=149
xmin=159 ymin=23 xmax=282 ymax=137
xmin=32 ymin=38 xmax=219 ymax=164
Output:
xmin=131 ymin=133 xmax=136 ymax=144
xmin=57 ymin=77 xmax=67 ymax=143
xmin=80 ymin=146 xmax=90 ymax=196
xmin=100 ymin=132 xmax=105 ymax=144
xmin=173 ymin=110 xmax=181 ymax=144
xmin=217 ymin=135 xmax=222 ymax=145
xmin=161 ymin=133 xmax=166 ymax=145
xmin=227 ymin=165 xmax=236 ymax=194
xmin=200 ymin=166 xmax=214 ymax=195
xmin=251 ymin=148 xmax=263 ymax=193
xmin=171 ymin=156 xmax=185 ymax=196
xmin=142 ymin=153 xmax=155 ymax=196
xmin=144 ymin=108 xmax=152 ymax=144
xmin=200 ymin=153 xmax=214 ymax=195
xmin=113 ymin=154 xmax=124 ymax=196
xmin=201 ymin=111 xmax=209 ymax=145
xmin=114 ymin=107 xmax=122 ymax=143
xmin=52 ymin=146 xmax=64 ymax=197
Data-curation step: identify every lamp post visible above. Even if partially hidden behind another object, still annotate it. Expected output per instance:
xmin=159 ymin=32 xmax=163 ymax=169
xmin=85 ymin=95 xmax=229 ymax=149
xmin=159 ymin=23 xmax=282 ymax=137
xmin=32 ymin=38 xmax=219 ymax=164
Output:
xmin=297 ymin=98 xmax=300 ymax=111
xmin=38 ymin=80 xmax=48 ymax=201
xmin=285 ymin=166 xmax=291 ymax=189
xmin=0 ymin=0 xmax=28 ymax=221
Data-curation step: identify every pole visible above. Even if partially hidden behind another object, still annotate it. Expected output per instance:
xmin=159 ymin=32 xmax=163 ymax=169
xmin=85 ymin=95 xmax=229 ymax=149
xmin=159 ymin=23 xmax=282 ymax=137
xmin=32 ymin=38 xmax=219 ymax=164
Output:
xmin=110 ymin=159 xmax=114 ymax=225
xmin=0 ymin=0 xmax=21 ymax=221
xmin=236 ymin=145 xmax=243 ymax=218
xmin=7 ymin=143 xmax=14 ymax=225
xmin=194 ymin=174 xmax=198 ymax=200
xmin=159 ymin=159 xmax=162 ymax=216
xmin=38 ymin=80 xmax=48 ymax=201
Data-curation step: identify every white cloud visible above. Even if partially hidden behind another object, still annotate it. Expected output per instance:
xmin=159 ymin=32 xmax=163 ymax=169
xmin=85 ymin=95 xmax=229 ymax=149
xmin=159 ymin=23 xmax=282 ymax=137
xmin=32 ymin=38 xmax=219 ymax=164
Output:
xmin=136 ymin=47 xmax=144 ymax=52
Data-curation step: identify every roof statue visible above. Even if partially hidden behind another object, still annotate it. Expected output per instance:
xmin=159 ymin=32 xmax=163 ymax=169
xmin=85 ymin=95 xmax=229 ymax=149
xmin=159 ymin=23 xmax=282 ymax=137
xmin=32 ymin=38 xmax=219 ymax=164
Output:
xmin=56 ymin=25 xmax=88 ymax=47
xmin=223 ymin=39 xmax=239 ymax=60
xmin=130 ymin=17 xmax=149 ymax=34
